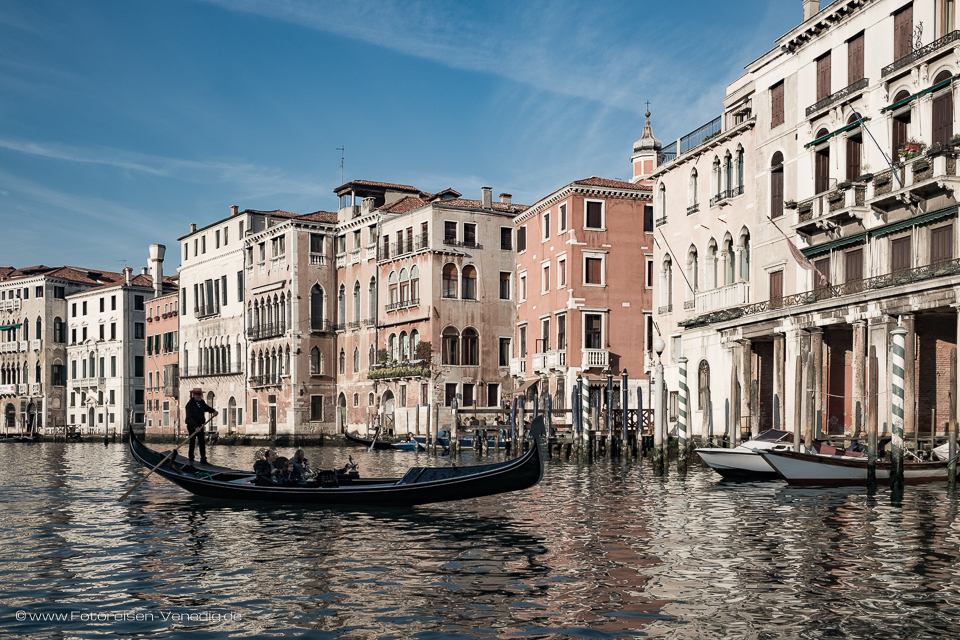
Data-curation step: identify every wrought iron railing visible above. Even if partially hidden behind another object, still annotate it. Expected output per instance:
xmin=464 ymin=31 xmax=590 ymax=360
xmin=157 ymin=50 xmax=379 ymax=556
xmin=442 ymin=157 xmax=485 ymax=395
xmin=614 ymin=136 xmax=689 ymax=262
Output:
xmin=443 ymin=238 xmax=483 ymax=250
xmin=658 ymin=304 xmax=673 ymax=314
xmin=348 ymin=321 xmax=361 ymax=330
xmin=805 ymin=77 xmax=870 ymax=116
xmin=310 ymin=319 xmax=329 ymax=332
xmin=680 ymin=116 xmax=722 ymax=154
xmin=659 ymin=141 xmax=677 ymax=164
xmin=334 ymin=322 xmax=346 ymax=332
xmin=655 ymin=216 xmax=668 ymax=227
xmin=883 ymin=31 xmax=960 ymax=77
xmin=250 ymin=374 xmax=281 ymax=388
xmin=687 ymin=204 xmax=700 ymax=215
xmin=247 ymin=322 xmax=286 ymax=340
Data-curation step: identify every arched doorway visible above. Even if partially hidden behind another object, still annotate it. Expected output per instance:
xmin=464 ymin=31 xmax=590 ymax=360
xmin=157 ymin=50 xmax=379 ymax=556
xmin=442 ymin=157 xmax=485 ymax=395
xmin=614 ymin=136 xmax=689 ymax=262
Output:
xmin=88 ymin=407 xmax=95 ymax=432
xmin=4 ymin=403 xmax=15 ymax=431
xmin=337 ymin=393 xmax=347 ymax=434
xmin=26 ymin=402 xmax=36 ymax=433
xmin=228 ymin=397 xmax=237 ymax=432
xmin=381 ymin=390 xmax=395 ymax=435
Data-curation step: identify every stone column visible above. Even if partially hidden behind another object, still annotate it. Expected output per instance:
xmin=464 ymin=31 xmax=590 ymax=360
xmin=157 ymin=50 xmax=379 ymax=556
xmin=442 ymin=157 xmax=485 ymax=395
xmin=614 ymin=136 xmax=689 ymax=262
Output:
xmin=901 ymin=314 xmax=916 ymax=438
xmin=811 ymin=328 xmax=824 ymax=439
xmin=773 ymin=334 xmax=786 ymax=431
xmin=740 ymin=339 xmax=753 ymax=439
xmin=852 ymin=320 xmax=867 ymax=438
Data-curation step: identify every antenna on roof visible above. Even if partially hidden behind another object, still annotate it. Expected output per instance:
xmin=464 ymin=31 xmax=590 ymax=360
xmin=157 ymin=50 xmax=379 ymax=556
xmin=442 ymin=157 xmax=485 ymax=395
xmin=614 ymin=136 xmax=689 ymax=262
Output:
xmin=336 ymin=146 xmax=345 ymax=186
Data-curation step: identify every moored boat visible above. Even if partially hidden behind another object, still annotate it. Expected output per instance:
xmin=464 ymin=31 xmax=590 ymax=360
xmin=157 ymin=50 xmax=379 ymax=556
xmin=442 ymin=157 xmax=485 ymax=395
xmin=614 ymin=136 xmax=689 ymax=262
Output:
xmin=695 ymin=429 xmax=794 ymax=479
xmin=344 ymin=431 xmax=398 ymax=450
xmin=759 ymin=449 xmax=949 ymax=486
xmin=127 ymin=419 xmax=545 ymax=506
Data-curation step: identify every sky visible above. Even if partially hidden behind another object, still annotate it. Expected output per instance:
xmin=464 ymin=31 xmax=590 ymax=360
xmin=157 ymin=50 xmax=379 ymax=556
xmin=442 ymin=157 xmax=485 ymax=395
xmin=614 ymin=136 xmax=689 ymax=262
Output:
xmin=0 ymin=0 xmax=802 ymax=274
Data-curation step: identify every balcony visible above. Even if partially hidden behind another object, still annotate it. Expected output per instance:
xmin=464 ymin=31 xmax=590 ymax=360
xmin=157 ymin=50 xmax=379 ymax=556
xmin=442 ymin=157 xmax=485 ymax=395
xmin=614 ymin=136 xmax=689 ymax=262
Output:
xmin=686 ymin=204 xmax=700 ymax=216
xmin=367 ymin=363 xmax=430 ymax=381
xmin=655 ymin=216 xmax=668 ymax=227
xmin=795 ymin=184 xmax=870 ymax=234
xmin=73 ymin=377 xmax=105 ymax=389
xmin=710 ymin=185 xmax=744 ymax=207
xmin=0 ymin=299 xmax=21 ymax=311
xmin=695 ymin=281 xmax=751 ymax=314
xmin=443 ymin=238 xmax=482 ymax=250
xmin=533 ymin=350 xmax=567 ymax=373
xmin=310 ymin=319 xmax=330 ymax=332
xmin=581 ymin=348 xmax=609 ymax=369
xmin=348 ymin=321 xmax=361 ymax=330
xmin=806 ymin=77 xmax=869 ymax=118
xmin=381 ymin=235 xmax=429 ymax=261
xmin=334 ymin=323 xmax=346 ymax=332
xmin=867 ymin=152 xmax=960 ymax=212
xmin=31 ymin=340 xmax=41 ymax=351
xmin=270 ymin=256 xmax=286 ymax=271
xmin=0 ymin=342 xmax=17 ymax=353
xmin=385 ymin=298 xmax=420 ymax=312
xmin=0 ymin=384 xmax=15 ymax=395
xmin=247 ymin=322 xmax=286 ymax=341
xmin=195 ymin=305 xmax=221 ymax=320
xmin=309 ymin=253 xmax=327 ymax=267
xmin=250 ymin=374 xmax=282 ymax=388
xmin=178 ymin=366 xmax=243 ymax=378
xmin=883 ymin=30 xmax=960 ymax=78
xmin=336 ymin=254 xmax=346 ymax=269
xmin=658 ymin=304 xmax=673 ymax=314
xmin=349 ymin=249 xmax=361 ymax=265
xmin=17 ymin=384 xmax=27 ymax=395
xmin=363 ymin=318 xmax=376 ymax=327
xmin=19 ymin=340 xmax=27 ymax=352
xmin=509 ymin=358 xmax=527 ymax=376
xmin=31 ymin=383 xmax=40 ymax=395
xmin=365 ymin=244 xmax=377 ymax=261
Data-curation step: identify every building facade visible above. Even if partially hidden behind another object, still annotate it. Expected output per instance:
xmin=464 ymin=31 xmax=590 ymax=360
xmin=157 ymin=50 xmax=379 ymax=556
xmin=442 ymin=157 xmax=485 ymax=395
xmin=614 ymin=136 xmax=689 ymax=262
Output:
xmin=144 ymin=245 xmax=180 ymax=437
xmin=513 ymin=177 xmax=654 ymax=421
xmin=653 ymin=0 xmax=960 ymax=442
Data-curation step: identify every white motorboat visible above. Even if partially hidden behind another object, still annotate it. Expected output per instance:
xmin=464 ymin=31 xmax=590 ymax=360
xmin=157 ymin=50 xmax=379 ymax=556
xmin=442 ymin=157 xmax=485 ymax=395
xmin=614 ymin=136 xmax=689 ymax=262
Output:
xmin=695 ymin=429 xmax=794 ymax=479
xmin=933 ymin=442 xmax=956 ymax=462
xmin=759 ymin=448 xmax=949 ymax=486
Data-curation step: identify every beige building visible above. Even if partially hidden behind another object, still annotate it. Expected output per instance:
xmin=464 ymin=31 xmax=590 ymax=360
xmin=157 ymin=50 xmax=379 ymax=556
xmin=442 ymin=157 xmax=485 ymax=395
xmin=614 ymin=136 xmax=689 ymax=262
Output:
xmin=653 ymin=0 xmax=960 ymax=443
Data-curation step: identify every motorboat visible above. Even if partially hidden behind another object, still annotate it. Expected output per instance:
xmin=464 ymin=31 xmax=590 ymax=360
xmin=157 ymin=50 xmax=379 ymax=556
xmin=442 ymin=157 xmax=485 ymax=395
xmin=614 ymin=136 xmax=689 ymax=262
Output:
xmin=759 ymin=447 xmax=949 ymax=486
xmin=695 ymin=429 xmax=794 ymax=479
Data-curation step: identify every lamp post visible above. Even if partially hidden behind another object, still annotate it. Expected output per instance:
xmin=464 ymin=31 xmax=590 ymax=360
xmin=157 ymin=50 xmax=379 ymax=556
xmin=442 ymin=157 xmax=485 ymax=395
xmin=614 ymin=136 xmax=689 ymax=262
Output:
xmin=653 ymin=336 xmax=665 ymax=475
xmin=605 ymin=368 xmax=613 ymax=441
xmin=621 ymin=368 xmax=629 ymax=450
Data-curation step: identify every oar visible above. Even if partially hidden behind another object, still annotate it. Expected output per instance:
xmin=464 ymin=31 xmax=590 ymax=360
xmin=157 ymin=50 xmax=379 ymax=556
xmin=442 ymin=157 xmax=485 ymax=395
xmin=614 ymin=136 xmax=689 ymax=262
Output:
xmin=118 ymin=416 xmax=215 ymax=502
xmin=369 ymin=425 xmax=382 ymax=452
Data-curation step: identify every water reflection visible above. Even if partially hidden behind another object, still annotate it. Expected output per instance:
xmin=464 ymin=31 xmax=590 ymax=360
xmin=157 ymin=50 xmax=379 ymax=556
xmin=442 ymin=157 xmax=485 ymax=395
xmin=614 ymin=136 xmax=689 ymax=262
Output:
xmin=2 ymin=442 xmax=960 ymax=638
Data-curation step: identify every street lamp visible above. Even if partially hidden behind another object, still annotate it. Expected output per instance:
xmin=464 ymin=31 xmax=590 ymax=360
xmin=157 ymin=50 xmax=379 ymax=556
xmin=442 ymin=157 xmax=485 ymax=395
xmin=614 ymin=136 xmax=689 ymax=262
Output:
xmin=652 ymin=336 xmax=665 ymax=473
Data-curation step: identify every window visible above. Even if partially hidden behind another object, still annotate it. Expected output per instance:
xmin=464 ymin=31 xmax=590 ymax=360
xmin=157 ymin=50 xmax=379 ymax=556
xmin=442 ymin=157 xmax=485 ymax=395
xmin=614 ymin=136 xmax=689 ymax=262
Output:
xmin=848 ymin=31 xmax=864 ymax=83
xmin=463 ymin=223 xmax=477 ymax=247
xmin=111 ymin=295 xmax=116 ymax=310
xmin=499 ymin=272 xmax=511 ymax=300
xmin=943 ymin=0 xmax=956 ymax=36
xmin=501 ymin=227 xmax=512 ymax=250
xmin=519 ymin=273 xmax=527 ymax=301
xmin=338 ymin=349 xmax=345 ymax=374
xmin=559 ymin=203 xmax=567 ymax=231
xmin=53 ymin=318 xmax=65 ymax=343
xmin=557 ymin=314 xmax=566 ymax=350
xmin=487 ymin=383 xmax=499 ymax=407
xmin=135 ymin=323 xmax=145 ymax=339
xmin=442 ymin=264 xmax=458 ymax=299
xmin=845 ymin=249 xmax=864 ymax=283
xmin=134 ymin=295 xmax=144 ymax=311
xmin=99 ymin=297 xmax=104 ymax=312
xmin=585 ymin=200 xmax=604 ymax=229
xmin=932 ymin=225 xmax=954 ymax=264
xmin=252 ymin=398 xmax=258 ymax=422
xmin=584 ymin=314 xmax=602 ymax=349
xmin=643 ymin=205 xmax=653 ymax=233
xmin=442 ymin=327 xmax=460 ymax=365
xmin=814 ymin=256 xmax=831 ymax=287
xmin=310 ymin=285 xmax=324 ymax=330
xmin=558 ymin=258 xmax=566 ymax=287
xmin=110 ymin=323 xmax=116 ymax=340
xmin=814 ymin=130 xmax=830 ymax=194
xmin=543 ymin=212 xmax=550 ymax=240
xmin=499 ymin=337 xmax=511 ymax=367
xmin=894 ymin=4 xmax=914 ymax=61
xmin=517 ymin=225 xmax=527 ymax=252
xmin=461 ymin=265 xmax=477 ymax=300
xmin=540 ymin=318 xmax=550 ymax=352
xmin=462 ymin=328 xmax=479 ymax=366
xmin=542 ymin=263 xmax=550 ymax=293
xmin=310 ymin=346 xmax=322 ymax=374
xmin=645 ymin=315 xmax=654 ymax=352
xmin=35 ymin=286 xmax=43 ymax=298
xmin=310 ymin=233 xmax=324 ymax=255
xmin=892 ymin=90 xmax=911 ymax=159
xmin=771 ymin=80 xmax=784 ymax=128
xmin=54 ymin=286 xmax=65 ymax=299
xmin=215 ymin=229 xmax=220 ymax=249
xmin=585 ymin=256 xmax=603 ymax=285
xmin=445 ymin=383 xmax=458 ymax=407
xmin=769 ymin=270 xmax=784 ymax=305
xmin=771 ymin=151 xmax=784 ymax=218
xmin=82 ymin=301 xmax=87 ymax=315
xmin=462 ymin=384 xmax=475 ymax=407
xmin=134 ymin=356 xmax=144 ymax=377
xmin=646 ymin=257 xmax=654 ymax=288
xmin=353 ymin=347 xmax=359 ymax=373
xmin=933 ymin=71 xmax=954 ymax=146
xmin=816 ymin=51 xmax=831 ymax=102
xmin=444 ymin=221 xmax=457 ymax=244
xmin=353 ymin=393 xmax=359 ymax=407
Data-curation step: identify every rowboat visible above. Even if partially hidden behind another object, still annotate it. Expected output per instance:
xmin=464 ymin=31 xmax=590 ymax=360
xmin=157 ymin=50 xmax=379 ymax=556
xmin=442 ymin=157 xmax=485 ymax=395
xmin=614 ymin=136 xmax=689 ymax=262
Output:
xmin=344 ymin=431 xmax=412 ymax=451
xmin=759 ymin=449 xmax=949 ymax=486
xmin=127 ymin=419 xmax=545 ymax=506
xmin=695 ymin=429 xmax=794 ymax=479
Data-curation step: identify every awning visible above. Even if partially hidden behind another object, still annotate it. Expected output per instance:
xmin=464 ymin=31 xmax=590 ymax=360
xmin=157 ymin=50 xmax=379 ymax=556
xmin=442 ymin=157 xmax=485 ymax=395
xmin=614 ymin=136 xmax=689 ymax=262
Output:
xmin=512 ymin=378 xmax=539 ymax=396
xmin=881 ymin=77 xmax=954 ymax=113
xmin=802 ymin=233 xmax=867 ymax=258
xmin=805 ymin=120 xmax=865 ymax=148
xmin=871 ymin=205 xmax=958 ymax=238
xmin=0 ymin=324 xmax=21 ymax=331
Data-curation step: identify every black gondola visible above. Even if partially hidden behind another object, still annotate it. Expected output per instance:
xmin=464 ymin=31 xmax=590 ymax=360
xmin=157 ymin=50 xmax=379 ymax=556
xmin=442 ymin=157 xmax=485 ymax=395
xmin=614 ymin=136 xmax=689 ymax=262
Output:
xmin=344 ymin=431 xmax=398 ymax=450
xmin=127 ymin=419 xmax=545 ymax=506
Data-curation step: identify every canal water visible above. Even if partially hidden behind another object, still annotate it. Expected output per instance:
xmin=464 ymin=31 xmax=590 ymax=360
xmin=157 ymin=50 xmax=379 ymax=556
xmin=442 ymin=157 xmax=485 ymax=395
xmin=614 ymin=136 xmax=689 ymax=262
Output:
xmin=2 ymin=442 xmax=960 ymax=639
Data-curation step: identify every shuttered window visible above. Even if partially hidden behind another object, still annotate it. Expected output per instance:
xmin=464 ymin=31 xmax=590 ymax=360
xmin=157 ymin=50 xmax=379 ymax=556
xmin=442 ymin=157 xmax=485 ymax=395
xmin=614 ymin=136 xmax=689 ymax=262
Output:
xmin=892 ymin=113 xmax=909 ymax=158
xmin=585 ymin=201 xmax=603 ymax=228
xmin=517 ymin=226 xmax=527 ymax=252
xmin=931 ymin=225 xmax=954 ymax=263
xmin=845 ymin=249 xmax=863 ymax=282
xmin=585 ymin=257 xmax=603 ymax=284
xmin=815 ymin=145 xmax=830 ymax=194
xmin=771 ymin=81 xmax=784 ymax=128
xmin=771 ymin=162 xmax=784 ymax=219
xmin=894 ymin=4 xmax=913 ymax=61
xmin=933 ymin=87 xmax=953 ymax=146
xmin=816 ymin=52 xmax=831 ymax=101
xmin=814 ymin=256 xmax=831 ymax=287
xmin=769 ymin=270 xmax=783 ymax=302
xmin=891 ymin=236 xmax=912 ymax=272
xmin=846 ymin=135 xmax=862 ymax=180
xmin=848 ymin=32 xmax=864 ymax=83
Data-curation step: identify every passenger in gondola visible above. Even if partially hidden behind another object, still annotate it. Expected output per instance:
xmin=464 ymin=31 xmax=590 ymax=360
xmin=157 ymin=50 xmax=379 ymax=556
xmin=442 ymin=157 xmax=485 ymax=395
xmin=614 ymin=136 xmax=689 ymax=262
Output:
xmin=253 ymin=449 xmax=280 ymax=485
xmin=277 ymin=461 xmax=305 ymax=486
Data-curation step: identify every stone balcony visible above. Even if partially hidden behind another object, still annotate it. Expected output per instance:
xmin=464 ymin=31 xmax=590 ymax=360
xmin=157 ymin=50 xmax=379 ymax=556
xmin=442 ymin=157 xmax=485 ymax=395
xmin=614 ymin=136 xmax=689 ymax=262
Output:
xmin=509 ymin=357 xmax=526 ymax=377
xmin=581 ymin=348 xmax=609 ymax=369
xmin=694 ymin=281 xmax=751 ymax=314
xmin=31 ymin=340 xmax=41 ymax=351
xmin=0 ymin=299 xmax=21 ymax=311
xmin=533 ymin=350 xmax=567 ymax=373
xmin=73 ymin=377 xmax=105 ymax=389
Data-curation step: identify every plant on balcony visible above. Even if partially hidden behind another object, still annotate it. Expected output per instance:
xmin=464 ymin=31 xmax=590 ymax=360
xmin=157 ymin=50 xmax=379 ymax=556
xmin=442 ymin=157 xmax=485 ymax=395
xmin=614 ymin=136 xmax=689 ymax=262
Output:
xmin=928 ymin=142 xmax=945 ymax=156
xmin=912 ymin=157 xmax=930 ymax=172
xmin=413 ymin=340 xmax=433 ymax=362
xmin=376 ymin=348 xmax=389 ymax=365
xmin=898 ymin=138 xmax=925 ymax=160
xmin=797 ymin=201 xmax=813 ymax=215
xmin=827 ymin=190 xmax=844 ymax=203
xmin=836 ymin=180 xmax=852 ymax=190
xmin=784 ymin=199 xmax=797 ymax=209
xmin=950 ymin=134 xmax=960 ymax=148
xmin=857 ymin=172 xmax=874 ymax=182
xmin=367 ymin=364 xmax=430 ymax=380
xmin=873 ymin=172 xmax=891 ymax=186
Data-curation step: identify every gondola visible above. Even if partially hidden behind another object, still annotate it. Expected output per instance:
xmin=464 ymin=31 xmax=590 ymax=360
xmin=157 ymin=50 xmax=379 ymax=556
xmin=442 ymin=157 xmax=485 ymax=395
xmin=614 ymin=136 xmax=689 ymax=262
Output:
xmin=127 ymin=419 xmax=545 ymax=506
xmin=344 ymin=431 xmax=397 ymax=450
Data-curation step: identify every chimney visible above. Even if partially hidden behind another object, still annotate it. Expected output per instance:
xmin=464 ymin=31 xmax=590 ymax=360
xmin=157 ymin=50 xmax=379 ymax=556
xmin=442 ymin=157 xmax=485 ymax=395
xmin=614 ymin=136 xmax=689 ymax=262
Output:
xmin=361 ymin=197 xmax=376 ymax=214
xmin=140 ymin=267 xmax=148 ymax=276
xmin=123 ymin=267 xmax=132 ymax=286
xmin=190 ymin=223 xmax=197 ymax=233
xmin=803 ymin=0 xmax=820 ymax=21
xmin=148 ymin=243 xmax=166 ymax=298
xmin=499 ymin=193 xmax=512 ymax=205
xmin=481 ymin=186 xmax=493 ymax=209
xmin=230 ymin=205 xmax=239 ymax=216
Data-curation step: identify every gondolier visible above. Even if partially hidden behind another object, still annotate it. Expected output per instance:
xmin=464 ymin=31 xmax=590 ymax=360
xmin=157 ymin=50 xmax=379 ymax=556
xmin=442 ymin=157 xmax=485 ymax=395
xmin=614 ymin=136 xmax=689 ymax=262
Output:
xmin=185 ymin=388 xmax=217 ymax=465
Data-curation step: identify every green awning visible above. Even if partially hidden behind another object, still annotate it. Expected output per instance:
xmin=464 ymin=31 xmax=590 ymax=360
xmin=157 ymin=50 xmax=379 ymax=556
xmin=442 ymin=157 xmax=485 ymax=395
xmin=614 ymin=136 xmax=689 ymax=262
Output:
xmin=871 ymin=205 xmax=958 ymax=238
xmin=0 ymin=324 xmax=21 ymax=331
xmin=802 ymin=233 xmax=867 ymax=258
xmin=805 ymin=120 xmax=864 ymax=148
xmin=881 ymin=78 xmax=954 ymax=113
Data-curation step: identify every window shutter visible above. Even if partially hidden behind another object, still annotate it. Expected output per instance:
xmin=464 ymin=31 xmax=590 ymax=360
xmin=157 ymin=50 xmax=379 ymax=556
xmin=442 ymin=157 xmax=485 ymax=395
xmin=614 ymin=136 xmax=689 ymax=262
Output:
xmin=848 ymin=33 xmax=864 ymax=83
xmin=771 ymin=82 xmax=784 ymax=128
xmin=771 ymin=167 xmax=784 ymax=218
xmin=846 ymin=136 xmax=862 ymax=180
xmin=769 ymin=270 xmax=783 ymax=301
xmin=845 ymin=249 xmax=863 ymax=282
xmin=817 ymin=52 xmax=831 ymax=101
xmin=894 ymin=5 xmax=913 ymax=61
xmin=933 ymin=90 xmax=953 ymax=146
xmin=814 ymin=256 xmax=831 ymax=286
xmin=892 ymin=236 xmax=912 ymax=272
xmin=932 ymin=225 xmax=954 ymax=263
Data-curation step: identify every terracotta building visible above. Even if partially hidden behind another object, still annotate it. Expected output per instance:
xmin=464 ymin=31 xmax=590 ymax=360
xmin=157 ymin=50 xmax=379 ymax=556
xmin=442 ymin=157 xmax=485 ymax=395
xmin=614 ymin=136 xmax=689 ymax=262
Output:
xmin=144 ymin=245 xmax=181 ymax=437
xmin=512 ymin=176 xmax=654 ymax=420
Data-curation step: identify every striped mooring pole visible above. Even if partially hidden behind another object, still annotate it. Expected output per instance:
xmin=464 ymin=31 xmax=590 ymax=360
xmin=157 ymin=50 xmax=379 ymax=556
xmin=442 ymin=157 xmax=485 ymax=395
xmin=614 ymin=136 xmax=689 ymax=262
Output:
xmin=678 ymin=356 xmax=689 ymax=473
xmin=580 ymin=373 xmax=591 ymax=447
xmin=891 ymin=320 xmax=907 ymax=493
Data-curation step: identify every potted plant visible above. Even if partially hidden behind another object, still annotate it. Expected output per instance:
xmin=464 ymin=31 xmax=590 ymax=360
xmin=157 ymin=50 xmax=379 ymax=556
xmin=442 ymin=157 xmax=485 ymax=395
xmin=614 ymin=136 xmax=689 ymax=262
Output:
xmin=928 ymin=142 xmax=945 ymax=156
xmin=912 ymin=157 xmax=930 ymax=172
xmin=898 ymin=138 xmax=925 ymax=160
xmin=950 ymin=134 xmax=960 ymax=148
xmin=837 ymin=180 xmax=852 ymax=190
xmin=784 ymin=199 xmax=798 ymax=209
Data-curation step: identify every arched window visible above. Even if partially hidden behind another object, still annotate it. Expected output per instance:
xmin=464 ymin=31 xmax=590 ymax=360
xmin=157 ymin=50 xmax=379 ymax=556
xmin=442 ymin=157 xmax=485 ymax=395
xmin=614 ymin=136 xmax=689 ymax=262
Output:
xmin=739 ymin=231 xmax=751 ymax=282
xmin=368 ymin=392 xmax=375 ymax=406
xmin=310 ymin=346 xmax=321 ymax=374
xmin=337 ymin=285 xmax=346 ymax=325
xmin=411 ymin=329 xmax=420 ymax=359
xmin=353 ymin=281 xmax=361 ymax=322
xmin=736 ymin=146 xmax=744 ymax=190
xmin=461 ymin=265 xmax=477 ymax=300
xmin=353 ymin=347 xmax=360 ymax=373
xmin=723 ymin=236 xmax=735 ymax=285
xmin=389 ymin=333 xmax=398 ymax=361
xmin=53 ymin=317 xmax=64 ymax=343
xmin=442 ymin=264 xmax=458 ymax=299
xmin=310 ymin=284 xmax=324 ymax=330
xmin=814 ymin=128 xmax=830 ymax=193
xmin=338 ymin=348 xmax=345 ymax=374
xmin=462 ymin=328 xmax=479 ymax=365
xmin=687 ymin=246 xmax=699 ymax=301
xmin=724 ymin=152 xmax=733 ymax=193
xmin=657 ymin=183 xmax=666 ymax=218
xmin=713 ymin=156 xmax=721 ymax=196
xmin=400 ymin=331 xmax=409 ymax=360
xmin=770 ymin=151 xmax=784 ymax=219
xmin=661 ymin=255 xmax=673 ymax=308
xmin=368 ymin=344 xmax=375 ymax=367
xmin=410 ymin=265 xmax=420 ymax=303
xmin=442 ymin=327 xmax=460 ymax=365
xmin=388 ymin=271 xmax=398 ymax=305
xmin=353 ymin=393 xmax=359 ymax=407
xmin=689 ymin=169 xmax=699 ymax=209
xmin=35 ymin=317 xmax=42 ymax=342
xmin=399 ymin=268 xmax=409 ymax=303
xmin=698 ymin=360 xmax=711 ymax=410
xmin=368 ymin=277 xmax=376 ymax=322
xmin=892 ymin=89 xmax=912 ymax=158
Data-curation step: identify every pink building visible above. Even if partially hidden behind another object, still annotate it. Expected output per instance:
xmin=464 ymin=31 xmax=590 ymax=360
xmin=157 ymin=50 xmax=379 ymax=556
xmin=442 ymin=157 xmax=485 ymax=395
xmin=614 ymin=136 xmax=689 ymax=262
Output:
xmin=512 ymin=177 xmax=654 ymax=419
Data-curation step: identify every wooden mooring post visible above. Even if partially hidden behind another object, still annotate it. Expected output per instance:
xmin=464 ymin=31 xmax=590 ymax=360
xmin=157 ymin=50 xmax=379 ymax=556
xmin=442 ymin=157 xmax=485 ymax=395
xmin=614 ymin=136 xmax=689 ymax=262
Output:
xmin=652 ymin=337 xmax=665 ymax=475
xmin=867 ymin=348 xmax=878 ymax=492
xmin=950 ymin=347 xmax=958 ymax=492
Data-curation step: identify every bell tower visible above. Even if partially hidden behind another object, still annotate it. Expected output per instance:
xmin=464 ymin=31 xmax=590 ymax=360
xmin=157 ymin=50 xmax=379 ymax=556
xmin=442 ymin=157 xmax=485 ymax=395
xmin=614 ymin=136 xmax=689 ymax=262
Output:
xmin=630 ymin=108 xmax=662 ymax=183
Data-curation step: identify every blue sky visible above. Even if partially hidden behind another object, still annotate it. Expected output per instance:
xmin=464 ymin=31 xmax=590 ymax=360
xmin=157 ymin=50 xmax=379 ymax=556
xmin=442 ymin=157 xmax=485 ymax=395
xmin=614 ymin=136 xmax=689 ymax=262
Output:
xmin=0 ymin=0 xmax=800 ymax=273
